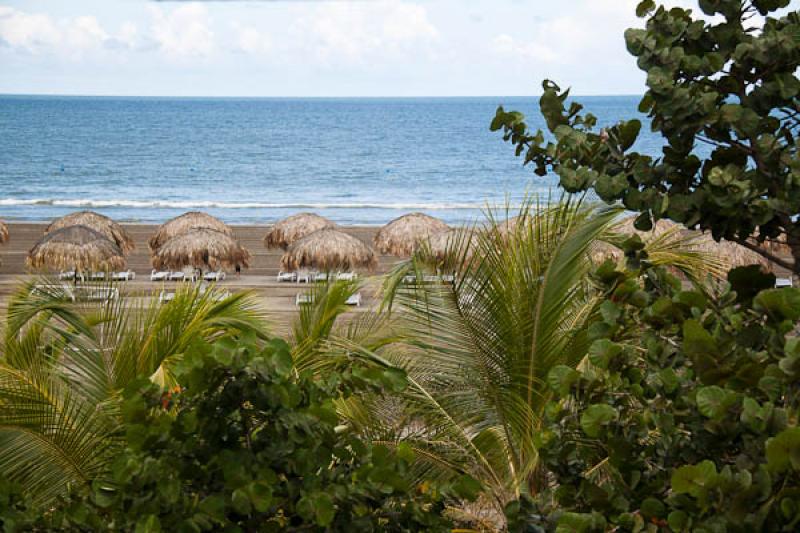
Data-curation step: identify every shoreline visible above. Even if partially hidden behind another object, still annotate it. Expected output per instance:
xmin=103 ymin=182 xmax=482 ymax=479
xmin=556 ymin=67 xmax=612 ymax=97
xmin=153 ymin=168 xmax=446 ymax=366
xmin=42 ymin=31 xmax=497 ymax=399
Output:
xmin=0 ymin=222 xmax=394 ymax=277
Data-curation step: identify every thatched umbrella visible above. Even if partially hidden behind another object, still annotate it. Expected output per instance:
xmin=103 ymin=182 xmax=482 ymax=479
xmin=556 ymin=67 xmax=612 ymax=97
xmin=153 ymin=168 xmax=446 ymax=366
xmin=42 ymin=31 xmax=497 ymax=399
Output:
xmin=426 ymin=229 xmax=478 ymax=262
xmin=149 ymin=212 xmax=232 ymax=252
xmin=373 ymin=213 xmax=449 ymax=256
xmin=0 ymin=220 xmax=8 ymax=245
xmin=151 ymin=228 xmax=251 ymax=271
xmin=46 ymin=210 xmax=135 ymax=254
xmin=281 ymin=228 xmax=377 ymax=272
xmin=27 ymin=225 xmax=126 ymax=272
xmin=593 ymin=215 xmax=775 ymax=270
xmin=264 ymin=213 xmax=337 ymax=250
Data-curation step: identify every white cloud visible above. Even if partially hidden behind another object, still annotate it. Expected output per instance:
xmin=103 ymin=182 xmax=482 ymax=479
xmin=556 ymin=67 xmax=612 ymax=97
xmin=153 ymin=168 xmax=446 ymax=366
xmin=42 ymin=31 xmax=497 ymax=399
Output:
xmin=492 ymin=34 xmax=558 ymax=63
xmin=148 ymin=4 xmax=215 ymax=57
xmin=0 ymin=6 xmax=62 ymax=51
xmin=289 ymin=0 xmax=439 ymax=65
xmin=234 ymin=25 xmax=271 ymax=55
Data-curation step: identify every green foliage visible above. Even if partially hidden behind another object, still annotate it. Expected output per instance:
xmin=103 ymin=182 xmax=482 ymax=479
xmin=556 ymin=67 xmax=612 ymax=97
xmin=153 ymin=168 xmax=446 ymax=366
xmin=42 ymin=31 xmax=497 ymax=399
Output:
xmin=2 ymin=335 xmax=475 ymax=531
xmin=526 ymin=245 xmax=800 ymax=531
xmin=492 ymin=0 xmax=800 ymax=273
xmin=0 ymin=282 xmax=268 ymax=505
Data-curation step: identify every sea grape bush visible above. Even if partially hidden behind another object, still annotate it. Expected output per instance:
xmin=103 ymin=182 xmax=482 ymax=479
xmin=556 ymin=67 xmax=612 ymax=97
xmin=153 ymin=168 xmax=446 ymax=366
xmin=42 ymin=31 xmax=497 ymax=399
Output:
xmin=517 ymin=241 xmax=800 ymax=532
xmin=492 ymin=0 xmax=800 ymax=273
xmin=0 ymin=335 xmax=478 ymax=532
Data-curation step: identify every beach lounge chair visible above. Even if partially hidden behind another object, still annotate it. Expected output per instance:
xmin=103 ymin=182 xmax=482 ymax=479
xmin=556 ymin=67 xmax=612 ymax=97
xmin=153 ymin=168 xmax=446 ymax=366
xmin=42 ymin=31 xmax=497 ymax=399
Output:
xmin=88 ymin=272 xmax=106 ymax=281
xmin=402 ymin=274 xmax=417 ymax=284
xmin=775 ymin=277 xmax=793 ymax=288
xmin=336 ymin=272 xmax=358 ymax=281
xmin=204 ymin=270 xmax=226 ymax=282
xmin=297 ymin=271 xmax=314 ymax=283
xmin=59 ymin=271 xmax=84 ymax=281
xmin=314 ymin=272 xmax=329 ymax=282
xmin=33 ymin=283 xmax=76 ymax=302
xmin=277 ymin=271 xmax=297 ymax=283
xmin=74 ymin=286 xmax=118 ymax=302
xmin=345 ymin=292 xmax=362 ymax=307
xmin=158 ymin=291 xmax=176 ymax=304
xmin=169 ymin=271 xmax=186 ymax=281
xmin=295 ymin=293 xmax=314 ymax=306
xmin=150 ymin=269 xmax=170 ymax=282
xmin=112 ymin=270 xmax=136 ymax=281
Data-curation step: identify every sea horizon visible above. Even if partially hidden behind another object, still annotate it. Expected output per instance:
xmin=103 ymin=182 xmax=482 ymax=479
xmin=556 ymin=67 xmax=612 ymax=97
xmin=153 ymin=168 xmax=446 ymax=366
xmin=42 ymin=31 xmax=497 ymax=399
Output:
xmin=0 ymin=94 xmax=659 ymax=225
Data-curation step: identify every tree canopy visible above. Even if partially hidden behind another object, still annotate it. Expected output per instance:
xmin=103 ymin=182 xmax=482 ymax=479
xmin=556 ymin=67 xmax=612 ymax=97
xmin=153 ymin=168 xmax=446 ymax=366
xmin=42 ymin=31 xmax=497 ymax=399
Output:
xmin=492 ymin=0 xmax=800 ymax=273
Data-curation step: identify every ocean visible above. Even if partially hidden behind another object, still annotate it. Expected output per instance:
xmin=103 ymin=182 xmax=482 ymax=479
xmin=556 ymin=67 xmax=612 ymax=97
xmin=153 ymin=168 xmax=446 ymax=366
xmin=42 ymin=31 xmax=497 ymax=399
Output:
xmin=0 ymin=95 xmax=662 ymax=225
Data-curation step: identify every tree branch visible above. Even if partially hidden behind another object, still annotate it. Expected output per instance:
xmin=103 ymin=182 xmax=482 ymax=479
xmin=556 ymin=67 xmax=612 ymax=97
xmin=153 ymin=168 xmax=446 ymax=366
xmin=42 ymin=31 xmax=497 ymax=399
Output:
xmin=736 ymin=239 xmax=796 ymax=273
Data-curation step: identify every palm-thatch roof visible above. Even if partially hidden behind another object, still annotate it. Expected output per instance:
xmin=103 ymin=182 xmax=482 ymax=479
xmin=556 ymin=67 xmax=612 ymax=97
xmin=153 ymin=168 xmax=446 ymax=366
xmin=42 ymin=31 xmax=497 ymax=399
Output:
xmin=264 ymin=213 xmax=337 ymax=249
xmin=151 ymin=228 xmax=251 ymax=271
xmin=27 ymin=225 xmax=126 ymax=272
xmin=0 ymin=220 xmax=8 ymax=245
xmin=594 ymin=215 xmax=776 ymax=271
xmin=373 ymin=213 xmax=449 ymax=256
xmin=46 ymin=210 xmax=135 ymax=254
xmin=281 ymin=228 xmax=377 ymax=272
xmin=149 ymin=212 xmax=232 ymax=252
xmin=425 ymin=228 xmax=477 ymax=262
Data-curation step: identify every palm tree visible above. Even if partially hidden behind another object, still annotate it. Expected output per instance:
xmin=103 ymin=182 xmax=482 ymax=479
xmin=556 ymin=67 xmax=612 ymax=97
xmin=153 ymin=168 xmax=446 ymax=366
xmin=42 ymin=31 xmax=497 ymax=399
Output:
xmin=0 ymin=281 xmax=268 ymax=504
xmin=344 ymin=198 xmax=722 ymax=520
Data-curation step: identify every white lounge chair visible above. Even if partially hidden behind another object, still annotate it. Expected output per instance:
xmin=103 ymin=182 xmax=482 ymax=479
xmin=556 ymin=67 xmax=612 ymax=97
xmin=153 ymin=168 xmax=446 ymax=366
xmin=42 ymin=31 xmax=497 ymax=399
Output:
xmin=295 ymin=293 xmax=314 ymax=306
xmin=314 ymin=272 xmax=329 ymax=282
xmin=59 ymin=271 xmax=83 ymax=281
xmin=88 ymin=272 xmax=106 ymax=281
xmin=402 ymin=274 xmax=417 ymax=284
xmin=151 ymin=270 xmax=170 ymax=282
xmin=297 ymin=271 xmax=314 ymax=283
xmin=336 ymin=272 xmax=358 ymax=281
xmin=158 ymin=291 xmax=175 ymax=304
xmin=776 ymin=277 xmax=793 ymax=288
xmin=345 ymin=293 xmax=362 ymax=307
xmin=169 ymin=271 xmax=185 ymax=281
xmin=33 ymin=283 xmax=76 ymax=302
xmin=74 ymin=286 xmax=118 ymax=302
xmin=204 ymin=270 xmax=226 ymax=282
xmin=277 ymin=271 xmax=297 ymax=283
xmin=112 ymin=270 xmax=136 ymax=281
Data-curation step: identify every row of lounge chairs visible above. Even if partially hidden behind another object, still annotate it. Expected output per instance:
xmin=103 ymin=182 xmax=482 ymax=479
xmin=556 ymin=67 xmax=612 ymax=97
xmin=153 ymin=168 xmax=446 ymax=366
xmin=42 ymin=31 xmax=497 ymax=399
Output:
xmin=33 ymin=283 xmax=119 ymax=302
xmin=59 ymin=270 xmax=136 ymax=281
xmin=295 ymin=292 xmax=362 ymax=307
xmin=277 ymin=271 xmax=358 ymax=283
xmin=150 ymin=270 xmax=226 ymax=282
xmin=57 ymin=270 xmax=228 ymax=282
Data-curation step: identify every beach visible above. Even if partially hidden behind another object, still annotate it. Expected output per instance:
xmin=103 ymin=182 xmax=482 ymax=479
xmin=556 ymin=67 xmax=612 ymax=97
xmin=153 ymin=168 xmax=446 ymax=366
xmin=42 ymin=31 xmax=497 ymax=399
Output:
xmin=0 ymin=222 xmax=399 ymax=334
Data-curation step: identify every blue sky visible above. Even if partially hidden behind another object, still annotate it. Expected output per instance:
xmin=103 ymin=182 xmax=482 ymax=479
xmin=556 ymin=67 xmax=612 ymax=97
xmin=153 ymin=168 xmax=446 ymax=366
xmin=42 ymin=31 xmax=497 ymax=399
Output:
xmin=0 ymin=0 xmax=706 ymax=96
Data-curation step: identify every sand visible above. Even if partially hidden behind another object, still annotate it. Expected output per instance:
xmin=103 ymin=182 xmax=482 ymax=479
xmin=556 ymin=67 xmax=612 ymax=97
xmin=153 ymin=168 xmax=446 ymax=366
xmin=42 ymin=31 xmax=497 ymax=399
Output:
xmin=0 ymin=223 xmax=402 ymax=335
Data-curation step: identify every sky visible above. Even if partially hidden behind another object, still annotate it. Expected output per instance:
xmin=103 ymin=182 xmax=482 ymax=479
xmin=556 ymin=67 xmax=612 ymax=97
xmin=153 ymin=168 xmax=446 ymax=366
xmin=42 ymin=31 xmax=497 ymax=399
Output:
xmin=0 ymin=0 xmax=774 ymax=97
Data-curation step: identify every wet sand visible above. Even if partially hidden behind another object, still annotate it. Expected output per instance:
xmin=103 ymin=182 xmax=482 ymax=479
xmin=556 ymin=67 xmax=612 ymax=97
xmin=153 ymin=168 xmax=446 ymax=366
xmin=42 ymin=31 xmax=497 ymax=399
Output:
xmin=0 ymin=223 xmax=401 ymax=335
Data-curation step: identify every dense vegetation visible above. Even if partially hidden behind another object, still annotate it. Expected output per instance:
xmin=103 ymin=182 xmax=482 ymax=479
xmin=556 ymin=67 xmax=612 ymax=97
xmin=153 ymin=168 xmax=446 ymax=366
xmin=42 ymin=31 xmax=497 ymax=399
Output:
xmin=492 ymin=0 xmax=800 ymax=274
xmin=1 ymin=1 xmax=798 ymax=531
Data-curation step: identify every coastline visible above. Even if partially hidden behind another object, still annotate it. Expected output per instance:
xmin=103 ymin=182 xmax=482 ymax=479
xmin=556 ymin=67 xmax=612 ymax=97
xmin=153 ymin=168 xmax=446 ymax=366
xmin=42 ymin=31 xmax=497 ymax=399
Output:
xmin=0 ymin=222 xmax=398 ymax=333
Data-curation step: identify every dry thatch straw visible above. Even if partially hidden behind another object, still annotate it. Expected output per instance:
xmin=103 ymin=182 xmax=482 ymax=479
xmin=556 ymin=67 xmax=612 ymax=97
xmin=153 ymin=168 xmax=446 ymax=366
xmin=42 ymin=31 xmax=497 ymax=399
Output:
xmin=27 ymin=225 xmax=126 ymax=272
xmin=264 ymin=212 xmax=336 ymax=250
xmin=151 ymin=228 xmax=251 ymax=271
xmin=281 ymin=228 xmax=377 ymax=272
xmin=149 ymin=211 xmax=233 ymax=252
xmin=46 ymin=210 xmax=135 ymax=254
xmin=0 ymin=220 xmax=8 ymax=245
xmin=593 ymin=215 xmax=777 ymax=271
xmin=425 ymin=228 xmax=477 ymax=262
xmin=373 ymin=212 xmax=449 ymax=256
